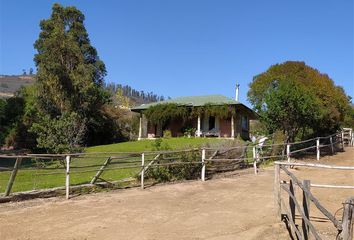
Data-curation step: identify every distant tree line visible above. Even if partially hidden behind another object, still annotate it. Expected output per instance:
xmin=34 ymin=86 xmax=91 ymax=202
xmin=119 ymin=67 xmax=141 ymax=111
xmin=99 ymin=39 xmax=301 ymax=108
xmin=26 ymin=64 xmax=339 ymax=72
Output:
xmin=104 ymin=83 xmax=166 ymax=106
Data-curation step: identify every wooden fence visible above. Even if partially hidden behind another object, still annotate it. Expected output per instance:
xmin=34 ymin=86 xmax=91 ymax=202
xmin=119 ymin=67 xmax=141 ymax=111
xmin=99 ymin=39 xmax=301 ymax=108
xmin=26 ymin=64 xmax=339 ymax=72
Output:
xmin=0 ymin=130 xmax=351 ymax=201
xmin=274 ymin=161 xmax=354 ymax=240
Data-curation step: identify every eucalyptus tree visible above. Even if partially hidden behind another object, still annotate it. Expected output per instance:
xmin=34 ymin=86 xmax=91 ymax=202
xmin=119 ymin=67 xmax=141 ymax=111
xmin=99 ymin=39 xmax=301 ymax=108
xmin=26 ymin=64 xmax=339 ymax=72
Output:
xmin=31 ymin=3 xmax=111 ymax=152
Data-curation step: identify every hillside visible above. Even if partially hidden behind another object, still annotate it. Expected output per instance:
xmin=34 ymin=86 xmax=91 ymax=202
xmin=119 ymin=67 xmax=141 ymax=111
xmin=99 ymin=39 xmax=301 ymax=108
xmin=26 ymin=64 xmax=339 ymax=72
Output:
xmin=0 ymin=75 xmax=35 ymax=98
xmin=0 ymin=75 xmax=163 ymax=106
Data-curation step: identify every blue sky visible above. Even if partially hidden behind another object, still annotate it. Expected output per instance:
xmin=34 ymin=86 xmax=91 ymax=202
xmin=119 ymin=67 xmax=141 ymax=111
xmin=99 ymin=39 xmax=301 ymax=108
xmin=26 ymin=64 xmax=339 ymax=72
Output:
xmin=0 ymin=0 xmax=353 ymax=105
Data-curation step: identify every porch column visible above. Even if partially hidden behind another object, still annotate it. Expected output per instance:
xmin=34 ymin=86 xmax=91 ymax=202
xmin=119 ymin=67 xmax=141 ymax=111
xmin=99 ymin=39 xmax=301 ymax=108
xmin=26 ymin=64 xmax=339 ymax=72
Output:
xmin=231 ymin=116 xmax=235 ymax=138
xmin=197 ymin=115 xmax=201 ymax=137
xmin=138 ymin=115 xmax=142 ymax=140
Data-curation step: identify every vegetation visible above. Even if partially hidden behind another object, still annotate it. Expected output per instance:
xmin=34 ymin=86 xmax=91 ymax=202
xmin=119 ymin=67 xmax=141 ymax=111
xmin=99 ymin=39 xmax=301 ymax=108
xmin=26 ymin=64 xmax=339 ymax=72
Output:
xmin=104 ymin=82 xmax=166 ymax=107
xmin=248 ymin=61 xmax=352 ymax=141
xmin=143 ymin=103 xmax=235 ymax=129
xmin=0 ymin=4 xmax=131 ymax=153
xmin=0 ymin=138 xmax=233 ymax=193
xmin=143 ymin=103 xmax=189 ymax=126
xmin=144 ymin=151 xmax=201 ymax=182
xmin=87 ymin=137 xmax=229 ymax=153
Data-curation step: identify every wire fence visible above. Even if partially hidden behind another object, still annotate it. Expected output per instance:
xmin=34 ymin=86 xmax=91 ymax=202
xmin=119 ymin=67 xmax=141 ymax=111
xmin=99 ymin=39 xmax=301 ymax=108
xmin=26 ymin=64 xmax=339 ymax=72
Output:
xmin=0 ymin=129 xmax=352 ymax=200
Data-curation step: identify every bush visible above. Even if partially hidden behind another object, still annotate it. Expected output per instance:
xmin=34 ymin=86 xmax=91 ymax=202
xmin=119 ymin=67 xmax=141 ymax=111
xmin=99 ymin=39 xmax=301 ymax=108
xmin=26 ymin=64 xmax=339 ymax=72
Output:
xmin=151 ymin=138 xmax=171 ymax=151
xmin=183 ymin=127 xmax=196 ymax=137
xmin=163 ymin=130 xmax=172 ymax=138
xmin=144 ymin=151 xmax=201 ymax=182
xmin=30 ymin=112 xmax=86 ymax=153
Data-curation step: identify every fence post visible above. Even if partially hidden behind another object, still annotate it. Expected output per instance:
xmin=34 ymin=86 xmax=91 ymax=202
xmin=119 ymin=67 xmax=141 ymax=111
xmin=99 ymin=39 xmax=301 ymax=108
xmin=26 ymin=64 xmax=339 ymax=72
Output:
xmin=286 ymin=144 xmax=290 ymax=162
xmin=330 ymin=136 xmax=334 ymax=155
xmin=302 ymin=180 xmax=311 ymax=240
xmin=252 ymin=146 xmax=257 ymax=175
xmin=274 ymin=164 xmax=281 ymax=217
xmin=341 ymin=131 xmax=345 ymax=150
xmin=141 ymin=153 xmax=145 ymax=189
xmin=65 ymin=155 xmax=70 ymax=200
xmin=201 ymin=148 xmax=206 ymax=181
xmin=5 ymin=157 xmax=22 ymax=196
xmin=338 ymin=197 xmax=354 ymax=240
xmin=316 ymin=138 xmax=320 ymax=161
xmin=289 ymin=179 xmax=296 ymax=235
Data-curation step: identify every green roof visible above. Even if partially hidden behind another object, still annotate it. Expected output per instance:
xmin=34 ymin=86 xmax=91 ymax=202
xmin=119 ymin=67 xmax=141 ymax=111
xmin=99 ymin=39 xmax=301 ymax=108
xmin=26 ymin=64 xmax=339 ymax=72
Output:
xmin=131 ymin=94 xmax=241 ymax=111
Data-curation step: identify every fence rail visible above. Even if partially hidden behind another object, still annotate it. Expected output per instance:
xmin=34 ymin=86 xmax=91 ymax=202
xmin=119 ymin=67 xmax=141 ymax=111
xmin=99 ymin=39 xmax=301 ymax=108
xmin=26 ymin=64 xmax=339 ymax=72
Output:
xmin=0 ymin=130 xmax=352 ymax=201
xmin=274 ymin=161 xmax=354 ymax=240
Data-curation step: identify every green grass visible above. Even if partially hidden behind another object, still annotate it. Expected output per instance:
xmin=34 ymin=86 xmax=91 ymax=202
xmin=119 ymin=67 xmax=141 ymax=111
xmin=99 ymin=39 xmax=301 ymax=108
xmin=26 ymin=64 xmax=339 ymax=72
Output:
xmin=86 ymin=137 xmax=230 ymax=152
xmin=1 ymin=137 xmax=234 ymax=194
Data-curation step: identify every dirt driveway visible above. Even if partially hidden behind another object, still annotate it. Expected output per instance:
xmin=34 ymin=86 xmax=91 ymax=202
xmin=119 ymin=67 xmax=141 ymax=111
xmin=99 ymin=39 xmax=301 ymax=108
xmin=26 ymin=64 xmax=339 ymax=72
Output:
xmin=0 ymin=148 xmax=353 ymax=240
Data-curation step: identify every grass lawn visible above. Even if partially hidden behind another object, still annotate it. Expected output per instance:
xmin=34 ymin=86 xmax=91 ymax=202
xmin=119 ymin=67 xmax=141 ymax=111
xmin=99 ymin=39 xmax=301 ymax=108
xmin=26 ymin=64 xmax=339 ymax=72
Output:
xmin=86 ymin=137 xmax=233 ymax=153
xmin=1 ymin=138 xmax=238 ymax=194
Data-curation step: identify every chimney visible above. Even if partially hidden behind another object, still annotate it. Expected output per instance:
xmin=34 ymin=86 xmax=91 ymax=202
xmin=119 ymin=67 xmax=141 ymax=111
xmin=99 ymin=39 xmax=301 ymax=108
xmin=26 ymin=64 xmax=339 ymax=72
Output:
xmin=235 ymin=84 xmax=240 ymax=101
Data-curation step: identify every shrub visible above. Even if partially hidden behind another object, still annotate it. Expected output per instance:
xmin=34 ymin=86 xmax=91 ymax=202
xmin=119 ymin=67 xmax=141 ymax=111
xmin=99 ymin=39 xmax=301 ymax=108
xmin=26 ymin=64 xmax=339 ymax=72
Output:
xmin=183 ymin=127 xmax=196 ymax=137
xmin=144 ymin=151 xmax=201 ymax=182
xmin=151 ymin=138 xmax=171 ymax=151
xmin=163 ymin=130 xmax=172 ymax=138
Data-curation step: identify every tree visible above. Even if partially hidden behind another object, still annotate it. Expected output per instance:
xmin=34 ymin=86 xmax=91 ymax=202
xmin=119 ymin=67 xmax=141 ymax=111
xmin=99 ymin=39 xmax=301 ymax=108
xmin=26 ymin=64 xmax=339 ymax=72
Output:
xmin=261 ymin=80 xmax=322 ymax=142
xmin=31 ymin=3 xmax=111 ymax=152
xmin=248 ymin=61 xmax=352 ymax=139
xmin=29 ymin=68 xmax=34 ymax=75
xmin=34 ymin=3 xmax=108 ymax=116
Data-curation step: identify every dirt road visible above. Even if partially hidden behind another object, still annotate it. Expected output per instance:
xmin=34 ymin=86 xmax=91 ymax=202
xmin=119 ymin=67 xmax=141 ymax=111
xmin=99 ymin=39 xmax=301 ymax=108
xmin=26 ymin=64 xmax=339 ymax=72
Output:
xmin=0 ymin=148 xmax=353 ymax=240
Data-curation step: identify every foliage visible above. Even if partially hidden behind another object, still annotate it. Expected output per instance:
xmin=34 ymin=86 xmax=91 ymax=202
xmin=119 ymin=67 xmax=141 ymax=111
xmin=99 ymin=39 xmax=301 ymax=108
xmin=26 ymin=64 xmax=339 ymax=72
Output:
xmin=104 ymin=82 xmax=165 ymax=106
xmin=143 ymin=103 xmax=189 ymax=126
xmin=28 ymin=3 xmax=119 ymax=152
xmin=191 ymin=104 xmax=235 ymax=119
xmin=263 ymin=80 xmax=322 ymax=141
xmin=248 ymin=61 xmax=352 ymax=139
xmin=144 ymin=151 xmax=201 ymax=182
xmin=183 ymin=127 xmax=196 ymax=137
xmin=0 ymin=96 xmax=26 ymax=147
xmin=150 ymin=138 xmax=171 ymax=151
xmin=143 ymin=103 xmax=235 ymax=130
xmin=163 ymin=130 xmax=172 ymax=138
xmin=34 ymin=3 xmax=108 ymax=116
xmin=115 ymin=88 xmax=131 ymax=108
xmin=343 ymin=104 xmax=354 ymax=128
xmin=30 ymin=112 xmax=86 ymax=153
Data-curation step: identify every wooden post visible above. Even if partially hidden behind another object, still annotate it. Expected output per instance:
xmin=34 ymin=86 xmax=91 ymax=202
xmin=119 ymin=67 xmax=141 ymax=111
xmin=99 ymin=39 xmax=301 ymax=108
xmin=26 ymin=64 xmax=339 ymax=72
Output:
xmin=316 ymin=138 xmax=320 ymax=161
xmin=90 ymin=157 xmax=112 ymax=184
xmin=274 ymin=164 xmax=281 ymax=217
xmin=287 ymin=144 xmax=290 ymax=162
xmin=289 ymin=179 xmax=296 ymax=235
xmin=201 ymin=148 xmax=206 ymax=181
xmin=65 ymin=155 xmax=70 ymax=200
xmin=197 ymin=115 xmax=201 ymax=137
xmin=5 ymin=157 xmax=22 ymax=196
xmin=252 ymin=146 xmax=257 ymax=175
xmin=341 ymin=131 xmax=345 ymax=150
xmin=330 ymin=136 xmax=334 ymax=155
xmin=338 ymin=197 xmax=354 ymax=240
xmin=141 ymin=153 xmax=145 ymax=189
xmin=302 ymin=180 xmax=311 ymax=240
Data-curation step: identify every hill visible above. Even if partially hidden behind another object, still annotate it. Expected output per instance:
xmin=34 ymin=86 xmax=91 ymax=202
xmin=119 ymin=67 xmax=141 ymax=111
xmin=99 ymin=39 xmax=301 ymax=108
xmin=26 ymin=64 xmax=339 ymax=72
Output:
xmin=0 ymin=75 xmax=164 ymax=106
xmin=0 ymin=75 xmax=35 ymax=98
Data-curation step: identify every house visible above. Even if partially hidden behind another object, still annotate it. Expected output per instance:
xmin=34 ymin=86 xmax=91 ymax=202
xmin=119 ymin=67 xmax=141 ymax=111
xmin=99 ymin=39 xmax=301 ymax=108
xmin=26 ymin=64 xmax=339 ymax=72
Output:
xmin=131 ymin=86 xmax=257 ymax=140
